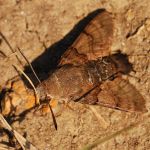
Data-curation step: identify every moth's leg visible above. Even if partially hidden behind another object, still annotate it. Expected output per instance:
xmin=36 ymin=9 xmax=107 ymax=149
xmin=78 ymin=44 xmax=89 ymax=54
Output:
xmin=38 ymin=98 xmax=61 ymax=115
xmin=39 ymin=98 xmax=75 ymax=116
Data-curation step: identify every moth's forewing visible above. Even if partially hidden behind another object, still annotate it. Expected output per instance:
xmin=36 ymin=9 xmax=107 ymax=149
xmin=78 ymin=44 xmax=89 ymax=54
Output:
xmin=59 ymin=10 xmax=113 ymax=66
xmin=97 ymin=78 xmax=147 ymax=112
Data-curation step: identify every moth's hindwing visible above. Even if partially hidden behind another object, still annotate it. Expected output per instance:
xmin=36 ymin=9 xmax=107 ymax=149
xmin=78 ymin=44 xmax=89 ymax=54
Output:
xmin=97 ymin=78 xmax=147 ymax=112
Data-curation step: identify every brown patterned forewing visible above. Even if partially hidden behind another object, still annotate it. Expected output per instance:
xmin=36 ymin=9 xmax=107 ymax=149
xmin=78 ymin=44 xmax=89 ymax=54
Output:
xmin=97 ymin=78 xmax=147 ymax=112
xmin=59 ymin=10 xmax=113 ymax=66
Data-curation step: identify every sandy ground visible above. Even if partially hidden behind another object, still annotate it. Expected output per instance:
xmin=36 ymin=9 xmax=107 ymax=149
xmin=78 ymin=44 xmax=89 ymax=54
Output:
xmin=0 ymin=0 xmax=150 ymax=150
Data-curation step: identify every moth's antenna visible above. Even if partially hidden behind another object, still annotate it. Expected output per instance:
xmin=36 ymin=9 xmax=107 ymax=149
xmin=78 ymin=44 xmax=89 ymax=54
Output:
xmin=0 ymin=32 xmax=57 ymax=130
xmin=0 ymin=32 xmax=39 ymax=104
xmin=17 ymin=47 xmax=58 ymax=129
xmin=17 ymin=48 xmax=58 ymax=129
xmin=17 ymin=47 xmax=41 ymax=84
xmin=0 ymin=32 xmax=15 ymax=53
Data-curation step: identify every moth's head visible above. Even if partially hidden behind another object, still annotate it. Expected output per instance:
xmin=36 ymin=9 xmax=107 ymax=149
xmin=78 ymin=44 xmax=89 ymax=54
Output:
xmin=110 ymin=52 xmax=133 ymax=74
xmin=36 ymin=84 xmax=47 ymax=101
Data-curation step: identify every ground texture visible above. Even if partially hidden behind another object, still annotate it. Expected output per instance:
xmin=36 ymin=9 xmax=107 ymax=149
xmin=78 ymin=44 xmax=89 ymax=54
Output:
xmin=0 ymin=0 xmax=150 ymax=150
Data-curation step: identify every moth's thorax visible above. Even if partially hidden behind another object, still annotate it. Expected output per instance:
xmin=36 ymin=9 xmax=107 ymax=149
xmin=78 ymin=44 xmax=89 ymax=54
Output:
xmin=87 ymin=57 xmax=117 ymax=82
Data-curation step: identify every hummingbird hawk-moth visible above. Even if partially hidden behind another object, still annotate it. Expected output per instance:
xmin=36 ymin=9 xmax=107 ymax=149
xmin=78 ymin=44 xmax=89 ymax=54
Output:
xmin=36 ymin=10 xmax=147 ymax=112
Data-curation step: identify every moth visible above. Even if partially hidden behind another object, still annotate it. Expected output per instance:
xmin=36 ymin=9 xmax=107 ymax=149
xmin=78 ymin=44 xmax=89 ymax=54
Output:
xmin=36 ymin=10 xmax=147 ymax=113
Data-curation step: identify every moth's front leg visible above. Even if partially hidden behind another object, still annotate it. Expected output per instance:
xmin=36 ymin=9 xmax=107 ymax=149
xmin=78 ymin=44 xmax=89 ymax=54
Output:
xmin=39 ymin=97 xmax=59 ymax=115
